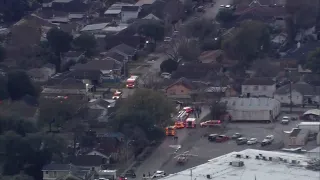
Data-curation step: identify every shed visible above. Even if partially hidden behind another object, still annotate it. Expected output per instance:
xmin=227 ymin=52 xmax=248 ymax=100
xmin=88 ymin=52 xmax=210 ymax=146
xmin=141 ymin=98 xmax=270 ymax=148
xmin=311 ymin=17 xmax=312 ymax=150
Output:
xmin=221 ymin=97 xmax=281 ymax=122
xmin=284 ymin=128 xmax=309 ymax=146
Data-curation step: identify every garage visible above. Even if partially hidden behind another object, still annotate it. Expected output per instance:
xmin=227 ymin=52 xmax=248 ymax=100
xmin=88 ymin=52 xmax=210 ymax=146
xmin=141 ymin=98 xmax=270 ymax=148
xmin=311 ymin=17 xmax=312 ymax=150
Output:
xmin=221 ymin=97 xmax=281 ymax=122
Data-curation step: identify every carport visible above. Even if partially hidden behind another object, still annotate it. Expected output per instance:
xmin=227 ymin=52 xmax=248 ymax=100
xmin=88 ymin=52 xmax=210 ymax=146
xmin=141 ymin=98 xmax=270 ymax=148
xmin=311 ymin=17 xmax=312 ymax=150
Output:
xmin=303 ymin=109 xmax=320 ymax=121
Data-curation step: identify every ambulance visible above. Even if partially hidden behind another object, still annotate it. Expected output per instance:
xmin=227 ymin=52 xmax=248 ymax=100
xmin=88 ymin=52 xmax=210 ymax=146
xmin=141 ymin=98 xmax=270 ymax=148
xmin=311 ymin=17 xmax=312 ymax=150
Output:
xmin=185 ymin=118 xmax=197 ymax=128
xmin=165 ymin=126 xmax=176 ymax=136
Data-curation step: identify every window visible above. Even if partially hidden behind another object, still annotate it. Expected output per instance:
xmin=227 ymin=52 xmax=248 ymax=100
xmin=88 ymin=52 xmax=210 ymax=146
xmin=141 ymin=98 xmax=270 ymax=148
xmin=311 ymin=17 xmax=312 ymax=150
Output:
xmin=263 ymin=86 xmax=267 ymax=90
xmin=45 ymin=171 xmax=48 ymax=174
xmin=254 ymin=86 xmax=259 ymax=91
xmin=181 ymin=90 xmax=184 ymax=93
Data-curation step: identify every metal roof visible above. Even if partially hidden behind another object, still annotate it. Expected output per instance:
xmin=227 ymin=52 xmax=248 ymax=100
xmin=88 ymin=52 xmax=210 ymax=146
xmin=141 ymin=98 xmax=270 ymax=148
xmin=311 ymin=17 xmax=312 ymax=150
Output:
xmin=104 ymin=9 xmax=122 ymax=14
xmin=221 ymin=97 xmax=280 ymax=111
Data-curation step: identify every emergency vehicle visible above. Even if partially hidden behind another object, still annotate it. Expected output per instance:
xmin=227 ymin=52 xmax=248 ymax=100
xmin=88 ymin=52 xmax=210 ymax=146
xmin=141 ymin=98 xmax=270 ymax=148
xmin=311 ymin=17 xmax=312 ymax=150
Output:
xmin=165 ymin=126 xmax=176 ymax=136
xmin=112 ymin=90 xmax=122 ymax=99
xmin=183 ymin=107 xmax=193 ymax=113
xmin=126 ymin=75 xmax=139 ymax=88
xmin=176 ymin=111 xmax=189 ymax=122
xmin=185 ymin=118 xmax=196 ymax=128
xmin=174 ymin=121 xmax=185 ymax=129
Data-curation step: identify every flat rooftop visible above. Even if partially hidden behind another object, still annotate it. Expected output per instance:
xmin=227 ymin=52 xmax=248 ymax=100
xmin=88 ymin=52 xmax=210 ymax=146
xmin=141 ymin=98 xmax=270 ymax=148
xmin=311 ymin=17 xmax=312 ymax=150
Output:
xmin=159 ymin=149 xmax=320 ymax=180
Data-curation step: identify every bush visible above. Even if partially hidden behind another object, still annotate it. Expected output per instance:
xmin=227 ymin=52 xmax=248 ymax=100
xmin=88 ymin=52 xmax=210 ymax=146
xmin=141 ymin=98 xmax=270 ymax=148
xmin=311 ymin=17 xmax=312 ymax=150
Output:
xmin=160 ymin=59 xmax=178 ymax=73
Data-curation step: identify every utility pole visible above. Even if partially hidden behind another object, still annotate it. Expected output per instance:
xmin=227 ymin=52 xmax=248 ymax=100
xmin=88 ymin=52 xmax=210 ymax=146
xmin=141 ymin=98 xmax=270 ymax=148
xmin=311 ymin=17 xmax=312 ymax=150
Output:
xmin=190 ymin=169 xmax=192 ymax=180
xmin=289 ymin=80 xmax=292 ymax=113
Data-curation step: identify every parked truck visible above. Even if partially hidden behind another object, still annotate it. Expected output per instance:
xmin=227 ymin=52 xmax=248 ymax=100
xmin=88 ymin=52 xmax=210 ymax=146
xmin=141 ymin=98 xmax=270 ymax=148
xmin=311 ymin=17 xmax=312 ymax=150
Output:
xmin=297 ymin=122 xmax=320 ymax=133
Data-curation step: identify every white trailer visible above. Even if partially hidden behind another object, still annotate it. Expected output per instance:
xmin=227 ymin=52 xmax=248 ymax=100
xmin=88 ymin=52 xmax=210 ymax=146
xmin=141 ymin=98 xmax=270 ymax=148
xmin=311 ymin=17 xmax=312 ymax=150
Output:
xmin=297 ymin=122 xmax=320 ymax=133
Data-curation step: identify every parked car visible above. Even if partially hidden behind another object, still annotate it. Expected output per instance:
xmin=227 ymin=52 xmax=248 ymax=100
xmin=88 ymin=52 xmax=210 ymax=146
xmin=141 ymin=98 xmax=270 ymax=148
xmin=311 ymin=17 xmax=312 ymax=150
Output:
xmin=236 ymin=137 xmax=248 ymax=145
xmin=261 ymin=135 xmax=274 ymax=146
xmin=152 ymin=171 xmax=166 ymax=178
xmin=216 ymin=135 xmax=229 ymax=142
xmin=164 ymin=37 xmax=172 ymax=42
xmin=208 ymin=134 xmax=219 ymax=142
xmin=281 ymin=116 xmax=290 ymax=124
xmin=112 ymin=90 xmax=122 ymax=99
xmin=231 ymin=133 xmax=242 ymax=139
xmin=125 ymin=169 xmax=136 ymax=178
xmin=160 ymin=72 xmax=171 ymax=79
xmin=247 ymin=138 xmax=258 ymax=145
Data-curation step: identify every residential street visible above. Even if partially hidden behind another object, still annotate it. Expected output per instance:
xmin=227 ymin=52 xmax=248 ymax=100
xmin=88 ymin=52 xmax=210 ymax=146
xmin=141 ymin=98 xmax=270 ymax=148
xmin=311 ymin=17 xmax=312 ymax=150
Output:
xmin=129 ymin=106 xmax=211 ymax=180
xmin=204 ymin=0 xmax=233 ymax=19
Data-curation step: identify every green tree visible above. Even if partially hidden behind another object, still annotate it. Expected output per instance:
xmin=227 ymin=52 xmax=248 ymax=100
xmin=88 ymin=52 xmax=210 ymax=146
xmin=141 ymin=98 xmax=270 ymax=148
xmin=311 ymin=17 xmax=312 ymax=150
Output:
xmin=1 ymin=173 xmax=35 ymax=180
xmin=285 ymin=0 xmax=317 ymax=29
xmin=160 ymin=59 xmax=178 ymax=73
xmin=112 ymin=89 xmax=174 ymax=140
xmin=216 ymin=9 xmax=235 ymax=23
xmin=184 ymin=18 xmax=218 ymax=40
xmin=306 ymin=48 xmax=320 ymax=73
xmin=138 ymin=20 xmax=165 ymax=44
xmin=38 ymin=98 xmax=87 ymax=130
xmin=200 ymin=38 xmax=221 ymax=51
xmin=73 ymin=33 xmax=97 ymax=57
xmin=222 ymin=20 xmax=270 ymax=65
xmin=0 ymin=45 xmax=6 ymax=62
xmin=46 ymin=28 xmax=73 ymax=71
xmin=7 ymin=70 xmax=39 ymax=100
xmin=183 ymin=0 xmax=193 ymax=14
xmin=1 ymin=0 xmax=29 ymax=22
xmin=0 ymin=115 xmax=37 ymax=135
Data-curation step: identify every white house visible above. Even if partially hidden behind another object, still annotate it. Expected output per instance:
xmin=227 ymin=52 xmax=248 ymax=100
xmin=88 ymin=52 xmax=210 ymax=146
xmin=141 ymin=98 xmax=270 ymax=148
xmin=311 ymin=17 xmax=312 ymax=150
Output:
xmin=221 ymin=97 xmax=281 ymax=122
xmin=274 ymin=81 xmax=320 ymax=105
xmin=121 ymin=5 xmax=140 ymax=23
xmin=241 ymin=77 xmax=276 ymax=98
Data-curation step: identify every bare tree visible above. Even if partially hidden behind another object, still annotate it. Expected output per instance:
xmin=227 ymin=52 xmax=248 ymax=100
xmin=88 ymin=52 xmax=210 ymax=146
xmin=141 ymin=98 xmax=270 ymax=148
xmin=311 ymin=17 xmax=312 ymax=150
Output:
xmin=165 ymin=36 xmax=201 ymax=62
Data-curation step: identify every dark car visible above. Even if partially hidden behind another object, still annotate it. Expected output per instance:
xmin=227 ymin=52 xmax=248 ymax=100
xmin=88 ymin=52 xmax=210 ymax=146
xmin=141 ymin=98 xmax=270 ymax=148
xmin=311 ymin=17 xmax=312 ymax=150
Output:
xmin=125 ymin=170 xmax=136 ymax=178
xmin=216 ymin=135 xmax=229 ymax=142
xmin=236 ymin=137 xmax=248 ymax=145
xmin=208 ymin=134 xmax=218 ymax=141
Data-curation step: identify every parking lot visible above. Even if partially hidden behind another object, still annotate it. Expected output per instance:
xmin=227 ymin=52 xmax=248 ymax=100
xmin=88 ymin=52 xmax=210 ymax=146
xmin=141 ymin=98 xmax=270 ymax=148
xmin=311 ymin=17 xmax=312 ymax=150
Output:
xmin=160 ymin=113 xmax=302 ymax=175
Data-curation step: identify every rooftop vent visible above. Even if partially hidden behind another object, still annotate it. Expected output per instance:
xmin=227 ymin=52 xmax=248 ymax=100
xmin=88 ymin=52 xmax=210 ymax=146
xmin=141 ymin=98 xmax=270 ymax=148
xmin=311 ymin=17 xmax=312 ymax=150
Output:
xmin=269 ymin=157 xmax=272 ymax=161
xmin=206 ymin=174 xmax=211 ymax=179
xmin=262 ymin=156 xmax=267 ymax=160
xmin=236 ymin=154 xmax=242 ymax=158
xmin=292 ymin=160 xmax=297 ymax=164
xmin=284 ymin=159 xmax=288 ymax=163
xmin=245 ymin=155 xmax=249 ymax=159
xmin=256 ymin=156 xmax=260 ymax=159
xmin=230 ymin=161 xmax=245 ymax=167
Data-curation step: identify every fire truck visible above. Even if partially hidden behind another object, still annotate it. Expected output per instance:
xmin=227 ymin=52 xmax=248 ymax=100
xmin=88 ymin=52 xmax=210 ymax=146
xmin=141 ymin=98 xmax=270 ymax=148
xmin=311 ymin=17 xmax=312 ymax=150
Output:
xmin=176 ymin=111 xmax=189 ymax=123
xmin=126 ymin=75 xmax=139 ymax=88
xmin=185 ymin=118 xmax=196 ymax=128
xmin=165 ymin=126 xmax=176 ymax=136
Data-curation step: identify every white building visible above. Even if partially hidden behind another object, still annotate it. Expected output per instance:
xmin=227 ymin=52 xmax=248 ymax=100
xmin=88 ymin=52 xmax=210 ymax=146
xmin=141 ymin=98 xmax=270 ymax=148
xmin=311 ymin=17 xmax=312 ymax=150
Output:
xmin=274 ymin=81 xmax=320 ymax=106
xmin=283 ymin=128 xmax=309 ymax=146
xmin=159 ymin=149 xmax=320 ymax=180
xmin=221 ymin=97 xmax=281 ymax=122
xmin=241 ymin=77 xmax=276 ymax=98
xmin=306 ymin=147 xmax=320 ymax=159
xmin=121 ymin=5 xmax=140 ymax=23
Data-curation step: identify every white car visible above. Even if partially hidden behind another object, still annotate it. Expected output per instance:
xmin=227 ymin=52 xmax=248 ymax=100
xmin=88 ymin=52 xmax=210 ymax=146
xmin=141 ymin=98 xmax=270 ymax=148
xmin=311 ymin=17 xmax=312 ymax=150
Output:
xmin=161 ymin=72 xmax=171 ymax=79
xmin=164 ymin=37 xmax=172 ymax=42
xmin=225 ymin=4 xmax=231 ymax=8
xmin=152 ymin=171 xmax=166 ymax=178
xmin=281 ymin=116 xmax=290 ymax=124
xmin=247 ymin=138 xmax=258 ymax=145
xmin=220 ymin=5 xmax=225 ymax=8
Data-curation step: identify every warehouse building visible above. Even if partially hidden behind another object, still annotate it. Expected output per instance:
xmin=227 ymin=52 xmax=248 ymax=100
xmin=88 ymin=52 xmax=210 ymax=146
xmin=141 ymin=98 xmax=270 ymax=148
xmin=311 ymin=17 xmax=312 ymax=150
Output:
xmin=221 ymin=97 xmax=281 ymax=122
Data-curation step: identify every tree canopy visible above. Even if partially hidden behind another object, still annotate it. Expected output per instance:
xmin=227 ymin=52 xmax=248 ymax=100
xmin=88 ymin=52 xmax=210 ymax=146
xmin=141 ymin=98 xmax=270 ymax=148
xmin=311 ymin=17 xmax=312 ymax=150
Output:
xmin=306 ymin=48 xmax=320 ymax=73
xmin=138 ymin=20 xmax=165 ymax=42
xmin=178 ymin=39 xmax=201 ymax=61
xmin=184 ymin=18 xmax=218 ymax=40
xmin=222 ymin=20 xmax=270 ymax=65
xmin=47 ymin=28 xmax=73 ymax=54
xmin=285 ymin=0 xmax=317 ymax=29
xmin=0 ymin=0 xmax=31 ymax=22
xmin=0 ymin=75 xmax=9 ymax=100
xmin=73 ymin=33 xmax=97 ymax=56
xmin=216 ymin=9 xmax=235 ymax=23
xmin=112 ymin=89 xmax=174 ymax=140
xmin=160 ymin=59 xmax=178 ymax=73
xmin=7 ymin=70 xmax=39 ymax=100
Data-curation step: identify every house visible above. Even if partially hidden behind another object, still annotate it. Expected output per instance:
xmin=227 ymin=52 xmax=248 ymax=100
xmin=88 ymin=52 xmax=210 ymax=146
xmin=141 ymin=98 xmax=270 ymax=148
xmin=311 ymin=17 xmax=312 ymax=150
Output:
xmin=42 ymin=163 xmax=94 ymax=180
xmin=67 ymin=155 xmax=108 ymax=171
xmin=274 ymin=81 xmax=320 ymax=106
xmin=165 ymin=77 xmax=197 ymax=99
xmin=71 ymin=59 xmax=123 ymax=80
xmin=221 ymin=97 xmax=281 ymax=122
xmin=138 ymin=0 xmax=184 ymax=27
xmin=88 ymin=99 xmax=116 ymax=121
xmin=135 ymin=0 xmax=156 ymax=6
xmin=108 ymin=43 xmax=137 ymax=60
xmin=80 ymin=23 xmax=111 ymax=33
xmin=104 ymin=33 xmax=142 ymax=50
xmin=241 ymin=77 xmax=276 ymax=98
xmin=121 ymin=6 xmax=141 ymax=23
xmin=284 ymin=128 xmax=309 ymax=146
xmin=199 ymin=50 xmax=237 ymax=67
xmin=62 ymin=51 xmax=84 ymax=64
xmin=28 ymin=68 xmax=51 ymax=82
xmin=100 ymin=51 xmax=126 ymax=62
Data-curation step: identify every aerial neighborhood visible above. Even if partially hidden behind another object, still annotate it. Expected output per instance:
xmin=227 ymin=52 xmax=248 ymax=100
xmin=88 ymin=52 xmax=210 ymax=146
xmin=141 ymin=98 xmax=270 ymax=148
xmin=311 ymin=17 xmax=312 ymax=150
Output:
xmin=0 ymin=0 xmax=320 ymax=180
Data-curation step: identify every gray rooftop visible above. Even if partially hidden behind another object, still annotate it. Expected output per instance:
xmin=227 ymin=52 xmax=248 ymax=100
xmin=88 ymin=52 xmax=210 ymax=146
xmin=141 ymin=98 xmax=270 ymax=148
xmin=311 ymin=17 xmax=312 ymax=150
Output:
xmin=81 ymin=23 xmax=110 ymax=31
xmin=53 ymin=0 xmax=72 ymax=3
xmin=275 ymin=81 xmax=319 ymax=95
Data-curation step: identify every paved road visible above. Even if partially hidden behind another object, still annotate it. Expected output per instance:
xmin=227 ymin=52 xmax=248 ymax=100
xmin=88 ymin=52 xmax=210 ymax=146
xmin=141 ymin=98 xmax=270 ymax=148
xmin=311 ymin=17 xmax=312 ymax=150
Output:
xmin=203 ymin=0 xmax=233 ymax=19
xmin=129 ymin=106 xmax=210 ymax=179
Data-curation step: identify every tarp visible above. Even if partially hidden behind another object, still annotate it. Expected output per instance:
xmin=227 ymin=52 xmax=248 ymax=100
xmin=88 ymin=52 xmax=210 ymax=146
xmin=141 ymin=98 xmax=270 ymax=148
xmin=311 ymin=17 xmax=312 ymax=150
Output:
xmin=303 ymin=109 xmax=320 ymax=116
